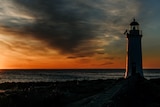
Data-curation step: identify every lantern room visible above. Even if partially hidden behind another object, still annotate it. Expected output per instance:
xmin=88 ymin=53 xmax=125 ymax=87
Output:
xmin=130 ymin=19 xmax=139 ymax=30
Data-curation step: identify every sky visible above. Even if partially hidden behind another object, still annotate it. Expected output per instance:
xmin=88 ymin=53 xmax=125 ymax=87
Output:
xmin=0 ymin=0 xmax=160 ymax=69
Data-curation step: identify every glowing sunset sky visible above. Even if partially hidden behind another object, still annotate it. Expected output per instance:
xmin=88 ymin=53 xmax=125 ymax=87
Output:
xmin=0 ymin=0 xmax=160 ymax=69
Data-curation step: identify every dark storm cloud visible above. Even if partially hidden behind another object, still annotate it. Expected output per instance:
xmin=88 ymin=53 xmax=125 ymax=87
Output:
xmin=12 ymin=0 xmax=107 ymax=54
xmin=0 ymin=0 xmax=141 ymax=57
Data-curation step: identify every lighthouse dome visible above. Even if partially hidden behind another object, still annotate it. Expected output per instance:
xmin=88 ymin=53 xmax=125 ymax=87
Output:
xmin=130 ymin=19 xmax=139 ymax=25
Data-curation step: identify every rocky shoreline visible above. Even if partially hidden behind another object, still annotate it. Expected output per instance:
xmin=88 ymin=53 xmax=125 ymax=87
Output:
xmin=0 ymin=78 xmax=159 ymax=107
xmin=0 ymin=79 xmax=118 ymax=107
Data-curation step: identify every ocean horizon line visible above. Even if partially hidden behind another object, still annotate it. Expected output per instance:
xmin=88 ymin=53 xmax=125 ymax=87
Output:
xmin=0 ymin=68 xmax=160 ymax=70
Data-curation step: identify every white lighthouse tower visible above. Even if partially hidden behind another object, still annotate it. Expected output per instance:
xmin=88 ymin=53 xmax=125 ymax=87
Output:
xmin=124 ymin=19 xmax=143 ymax=78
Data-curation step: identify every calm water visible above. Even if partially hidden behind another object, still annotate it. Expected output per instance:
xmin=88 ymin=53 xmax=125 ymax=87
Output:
xmin=0 ymin=69 xmax=159 ymax=83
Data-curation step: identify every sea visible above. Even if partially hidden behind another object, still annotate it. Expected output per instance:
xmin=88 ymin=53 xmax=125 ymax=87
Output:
xmin=0 ymin=69 xmax=159 ymax=83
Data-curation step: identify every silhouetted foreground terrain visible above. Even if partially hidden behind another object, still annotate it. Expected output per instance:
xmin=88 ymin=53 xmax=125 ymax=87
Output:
xmin=0 ymin=78 xmax=159 ymax=107
xmin=106 ymin=77 xmax=160 ymax=107
xmin=0 ymin=79 xmax=117 ymax=107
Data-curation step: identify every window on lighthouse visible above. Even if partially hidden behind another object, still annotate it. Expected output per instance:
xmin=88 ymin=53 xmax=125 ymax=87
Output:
xmin=131 ymin=25 xmax=139 ymax=30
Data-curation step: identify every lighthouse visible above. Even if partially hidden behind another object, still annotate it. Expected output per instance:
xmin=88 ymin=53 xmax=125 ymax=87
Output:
xmin=124 ymin=19 xmax=143 ymax=78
